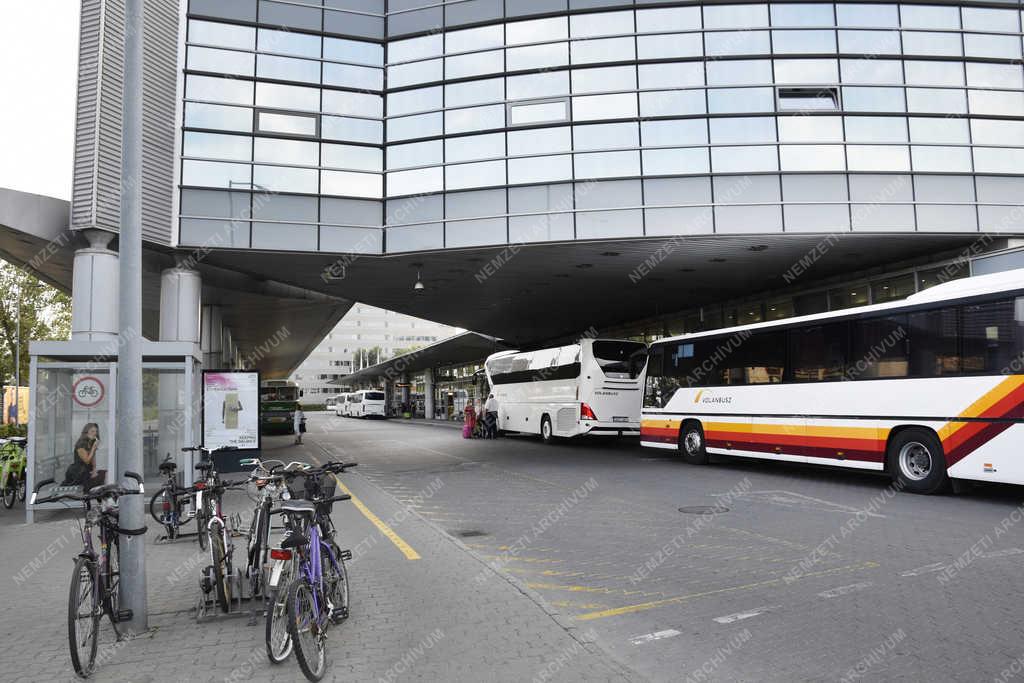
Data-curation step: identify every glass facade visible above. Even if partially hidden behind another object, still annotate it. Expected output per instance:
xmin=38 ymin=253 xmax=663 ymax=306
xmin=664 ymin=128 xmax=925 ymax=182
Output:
xmin=178 ymin=0 xmax=1024 ymax=253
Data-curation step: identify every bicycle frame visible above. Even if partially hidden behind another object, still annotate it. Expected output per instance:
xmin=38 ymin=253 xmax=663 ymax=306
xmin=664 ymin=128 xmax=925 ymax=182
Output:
xmin=296 ymin=521 xmax=341 ymax=627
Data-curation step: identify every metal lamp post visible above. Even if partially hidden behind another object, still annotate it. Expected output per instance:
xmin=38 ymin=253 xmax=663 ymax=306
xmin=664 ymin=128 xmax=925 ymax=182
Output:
xmin=117 ymin=0 xmax=147 ymax=633
xmin=14 ymin=281 xmax=20 ymax=425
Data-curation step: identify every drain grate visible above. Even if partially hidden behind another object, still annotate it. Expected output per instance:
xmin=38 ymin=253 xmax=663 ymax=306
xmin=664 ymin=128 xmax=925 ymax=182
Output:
xmin=678 ymin=505 xmax=729 ymax=515
xmin=452 ymin=529 xmax=488 ymax=538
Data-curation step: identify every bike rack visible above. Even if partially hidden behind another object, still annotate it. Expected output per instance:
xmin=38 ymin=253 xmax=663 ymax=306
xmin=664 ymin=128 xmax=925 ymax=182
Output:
xmin=194 ymin=566 xmax=269 ymax=626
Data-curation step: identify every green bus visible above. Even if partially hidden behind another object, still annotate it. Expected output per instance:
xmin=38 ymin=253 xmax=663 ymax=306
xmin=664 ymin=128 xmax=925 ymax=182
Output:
xmin=260 ymin=379 xmax=302 ymax=434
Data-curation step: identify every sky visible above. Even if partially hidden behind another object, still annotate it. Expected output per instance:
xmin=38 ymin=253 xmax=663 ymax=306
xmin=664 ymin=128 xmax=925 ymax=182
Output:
xmin=0 ymin=2 xmax=80 ymax=200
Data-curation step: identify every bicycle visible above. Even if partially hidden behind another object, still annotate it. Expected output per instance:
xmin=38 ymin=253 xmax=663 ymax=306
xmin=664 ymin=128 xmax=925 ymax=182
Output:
xmin=0 ymin=437 xmax=27 ymax=509
xmin=30 ymin=471 xmax=146 ymax=678
xmin=275 ymin=461 xmax=357 ymax=680
xmin=184 ymin=445 xmax=247 ymax=613
xmin=148 ymin=454 xmax=195 ymax=540
xmin=237 ymin=458 xmax=307 ymax=600
xmin=181 ymin=445 xmax=237 ymax=551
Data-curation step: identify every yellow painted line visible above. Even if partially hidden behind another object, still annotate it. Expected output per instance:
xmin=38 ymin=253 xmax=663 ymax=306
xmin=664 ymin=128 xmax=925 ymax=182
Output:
xmin=332 ymin=475 xmax=421 ymax=561
xmin=527 ymin=582 xmax=621 ymax=595
xmin=575 ymin=561 xmax=879 ymax=621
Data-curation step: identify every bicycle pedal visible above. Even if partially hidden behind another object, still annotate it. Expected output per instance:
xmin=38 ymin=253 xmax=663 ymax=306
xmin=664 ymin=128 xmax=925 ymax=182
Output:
xmin=330 ymin=606 xmax=349 ymax=621
xmin=339 ymin=549 xmax=352 ymax=561
xmin=115 ymin=609 xmax=133 ymax=622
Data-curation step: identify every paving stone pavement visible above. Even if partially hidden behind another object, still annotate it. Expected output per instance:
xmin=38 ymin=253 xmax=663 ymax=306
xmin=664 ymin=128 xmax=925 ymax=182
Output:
xmin=315 ymin=414 xmax=1024 ymax=683
xmin=0 ymin=434 xmax=641 ymax=682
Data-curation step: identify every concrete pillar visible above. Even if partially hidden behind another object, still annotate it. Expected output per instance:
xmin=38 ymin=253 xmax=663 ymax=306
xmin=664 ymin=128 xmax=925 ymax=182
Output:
xmin=158 ymin=267 xmax=199 ymax=475
xmin=200 ymin=305 xmax=224 ymax=368
xmin=159 ymin=268 xmax=202 ymax=343
xmin=222 ymin=329 xmax=234 ymax=370
xmin=423 ymin=368 xmax=434 ymax=421
xmin=71 ymin=230 xmax=119 ymax=341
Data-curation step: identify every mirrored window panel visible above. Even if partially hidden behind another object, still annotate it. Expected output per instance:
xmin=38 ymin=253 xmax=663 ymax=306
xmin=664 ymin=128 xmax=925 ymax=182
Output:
xmin=188 ymin=19 xmax=255 ymax=50
xmin=256 ymin=110 xmax=319 ymax=137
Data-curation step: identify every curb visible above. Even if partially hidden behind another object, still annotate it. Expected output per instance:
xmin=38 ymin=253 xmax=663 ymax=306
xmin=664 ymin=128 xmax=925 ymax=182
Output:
xmin=322 ymin=442 xmax=647 ymax=683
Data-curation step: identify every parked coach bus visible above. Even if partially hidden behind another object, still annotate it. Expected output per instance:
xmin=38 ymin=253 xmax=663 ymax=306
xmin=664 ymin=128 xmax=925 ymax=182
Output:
xmin=485 ymin=338 xmax=648 ymax=442
xmin=349 ymin=390 xmax=387 ymax=418
xmin=641 ymin=269 xmax=1024 ymax=494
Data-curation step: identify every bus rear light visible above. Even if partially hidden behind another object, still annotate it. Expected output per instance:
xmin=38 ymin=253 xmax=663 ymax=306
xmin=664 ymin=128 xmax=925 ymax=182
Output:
xmin=580 ymin=402 xmax=597 ymax=421
xmin=270 ymin=549 xmax=292 ymax=561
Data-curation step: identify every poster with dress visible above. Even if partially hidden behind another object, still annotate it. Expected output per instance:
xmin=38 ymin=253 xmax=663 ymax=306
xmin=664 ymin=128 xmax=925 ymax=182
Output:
xmin=203 ymin=371 xmax=260 ymax=451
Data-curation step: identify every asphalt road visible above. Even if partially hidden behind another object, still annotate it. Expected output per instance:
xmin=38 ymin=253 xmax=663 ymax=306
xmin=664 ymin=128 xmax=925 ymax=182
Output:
xmin=307 ymin=413 xmax=1024 ymax=682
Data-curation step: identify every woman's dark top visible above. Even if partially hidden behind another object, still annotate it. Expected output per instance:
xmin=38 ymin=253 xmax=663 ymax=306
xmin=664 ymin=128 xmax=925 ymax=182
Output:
xmin=74 ymin=437 xmax=94 ymax=465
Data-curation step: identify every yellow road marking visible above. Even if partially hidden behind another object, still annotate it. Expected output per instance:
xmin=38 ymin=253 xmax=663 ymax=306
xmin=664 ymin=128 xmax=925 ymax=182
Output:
xmin=575 ymin=561 xmax=879 ymax=621
xmin=331 ymin=475 xmax=421 ymax=561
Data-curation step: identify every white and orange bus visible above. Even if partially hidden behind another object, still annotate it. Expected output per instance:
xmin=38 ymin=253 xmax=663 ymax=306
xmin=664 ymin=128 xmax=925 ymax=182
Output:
xmin=641 ymin=269 xmax=1024 ymax=494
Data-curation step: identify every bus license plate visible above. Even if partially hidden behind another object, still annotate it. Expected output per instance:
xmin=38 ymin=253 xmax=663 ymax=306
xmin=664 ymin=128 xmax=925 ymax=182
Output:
xmin=612 ymin=416 xmax=629 ymax=423
xmin=269 ymin=417 xmax=286 ymax=423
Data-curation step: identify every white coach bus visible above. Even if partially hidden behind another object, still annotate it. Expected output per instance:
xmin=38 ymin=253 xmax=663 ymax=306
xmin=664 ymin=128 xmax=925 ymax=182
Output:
xmin=350 ymin=390 xmax=387 ymax=418
xmin=641 ymin=269 xmax=1024 ymax=494
xmin=485 ymin=338 xmax=648 ymax=442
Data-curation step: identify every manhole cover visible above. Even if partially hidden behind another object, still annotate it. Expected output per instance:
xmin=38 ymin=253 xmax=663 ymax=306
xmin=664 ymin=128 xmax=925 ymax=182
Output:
xmin=452 ymin=529 xmax=488 ymax=538
xmin=678 ymin=505 xmax=729 ymax=515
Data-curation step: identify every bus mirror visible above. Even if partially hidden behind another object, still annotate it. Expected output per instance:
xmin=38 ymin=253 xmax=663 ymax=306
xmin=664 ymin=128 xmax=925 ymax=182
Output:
xmin=300 ymin=390 xmax=304 ymax=397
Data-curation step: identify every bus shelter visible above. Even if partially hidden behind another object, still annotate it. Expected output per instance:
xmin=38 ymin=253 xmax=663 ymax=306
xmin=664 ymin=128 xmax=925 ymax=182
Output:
xmin=26 ymin=339 xmax=201 ymax=522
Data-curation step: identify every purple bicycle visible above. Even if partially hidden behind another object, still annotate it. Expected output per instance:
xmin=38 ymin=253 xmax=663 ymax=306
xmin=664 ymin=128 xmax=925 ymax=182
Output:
xmin=270 ymin=461 xmax=356 ymax=681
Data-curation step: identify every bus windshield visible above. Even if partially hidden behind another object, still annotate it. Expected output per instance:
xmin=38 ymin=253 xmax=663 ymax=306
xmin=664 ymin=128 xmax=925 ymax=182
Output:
xmin=262 ymin=387 xmax=298 ymax=402
xmin=592 ymin=341 xmax=648 ymax=379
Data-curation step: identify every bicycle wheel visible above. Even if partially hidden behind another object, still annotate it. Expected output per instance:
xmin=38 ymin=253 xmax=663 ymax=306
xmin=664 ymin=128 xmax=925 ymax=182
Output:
xmin=104 ymin=535 xmax=120 ymax=618
xmin=265 ymin=558 xmax=295 ymax=664
xmin=196 ymin=498 xmax=209 ymax=551
xmin=247 ymin=507 xmax=267 ymax=597
xmin=68 ymin=556 xmax=100 ymax=677
xmin=323 ymin=541 xmax=349 ymax=623
xmin=2 ymin=480 xmax=15 ymax=509
xmin=286 ymin=579 xmax=327 ymax=682
xmin=210 ymin=520 xmax=232 ymax=613
xmin=17 ymin=474 xmax=25 ymax=501
xmin=149 ymin=487 xmax=175 ymax=528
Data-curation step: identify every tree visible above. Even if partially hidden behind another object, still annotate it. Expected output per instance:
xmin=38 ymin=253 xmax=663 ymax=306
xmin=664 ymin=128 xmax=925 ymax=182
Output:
xmin=0 ymin=259 xmax=72 ymax=386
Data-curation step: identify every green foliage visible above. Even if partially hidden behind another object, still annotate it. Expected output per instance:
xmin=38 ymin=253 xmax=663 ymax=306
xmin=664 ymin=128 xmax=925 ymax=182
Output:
xmin=391 ymin=345 xmax=426 ymax=358
xmin=0 ymin=259 xmax=71 ymax=385
xmin=0 ymin=423 xmax=27 ymax=439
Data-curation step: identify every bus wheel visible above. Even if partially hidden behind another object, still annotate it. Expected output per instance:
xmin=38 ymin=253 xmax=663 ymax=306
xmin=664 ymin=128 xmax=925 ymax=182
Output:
xmin=679 ymin=422 xmax=709 ymax=465
xmin=541 ymin=416 xmax=556 ymax=444
xmin=889 ymin=428 xmax=949 ymax=495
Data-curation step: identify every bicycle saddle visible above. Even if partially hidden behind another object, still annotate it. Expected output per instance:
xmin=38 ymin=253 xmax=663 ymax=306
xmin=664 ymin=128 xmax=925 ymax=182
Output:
xmin=159 ymin=461 xmax=177 ymax=474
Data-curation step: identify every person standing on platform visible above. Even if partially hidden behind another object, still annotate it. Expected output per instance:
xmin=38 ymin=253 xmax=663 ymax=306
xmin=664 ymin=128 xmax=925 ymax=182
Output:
xmin=484 ymin=393 xmax=499 ymax=439
xmin=294 ymin=406 xmax=306 ymax=445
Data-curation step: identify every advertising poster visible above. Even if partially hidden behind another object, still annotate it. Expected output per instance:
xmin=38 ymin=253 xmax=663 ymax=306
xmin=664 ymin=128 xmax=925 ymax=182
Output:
xmin=203 ymin=371 xmax=260 ymax=451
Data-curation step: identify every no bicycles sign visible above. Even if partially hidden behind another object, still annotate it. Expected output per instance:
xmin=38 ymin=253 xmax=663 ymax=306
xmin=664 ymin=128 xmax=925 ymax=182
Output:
xmin=72 ymin=376 xmax=105 ymax=408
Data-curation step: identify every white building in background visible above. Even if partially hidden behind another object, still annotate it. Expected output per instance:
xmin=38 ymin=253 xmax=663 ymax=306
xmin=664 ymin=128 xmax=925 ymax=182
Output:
xmin=291 ymin=304 xmax=459 ymax=400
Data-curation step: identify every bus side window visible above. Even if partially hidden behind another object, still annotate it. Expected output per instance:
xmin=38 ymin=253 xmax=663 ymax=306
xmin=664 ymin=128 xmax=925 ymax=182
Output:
xmin=744 ymin=331 xmax=786 ymax=384
xmin=909 ymin=307 xmax=960 ymax=377
xmin=962 ymin=299 xmax=1016 ymax=374
xmin=850 ymin=314 xmax=908 ymax=379
xmin=787 ymin=322 xmax=848 ymax=382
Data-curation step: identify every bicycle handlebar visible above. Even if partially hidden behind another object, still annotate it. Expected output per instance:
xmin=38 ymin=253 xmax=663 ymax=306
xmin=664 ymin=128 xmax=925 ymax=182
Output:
xmin=32 ymin=482 xmax=144 ymax=506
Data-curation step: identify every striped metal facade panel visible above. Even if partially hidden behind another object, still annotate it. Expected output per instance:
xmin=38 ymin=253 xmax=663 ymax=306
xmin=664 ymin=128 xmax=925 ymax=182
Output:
xmin=70 ymin=0 xmax=181 ymax=246
xmin=70 ymin=0 xmax=105 ymax=231
xmin=140 ymin=0 xmax=180 ymax=245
